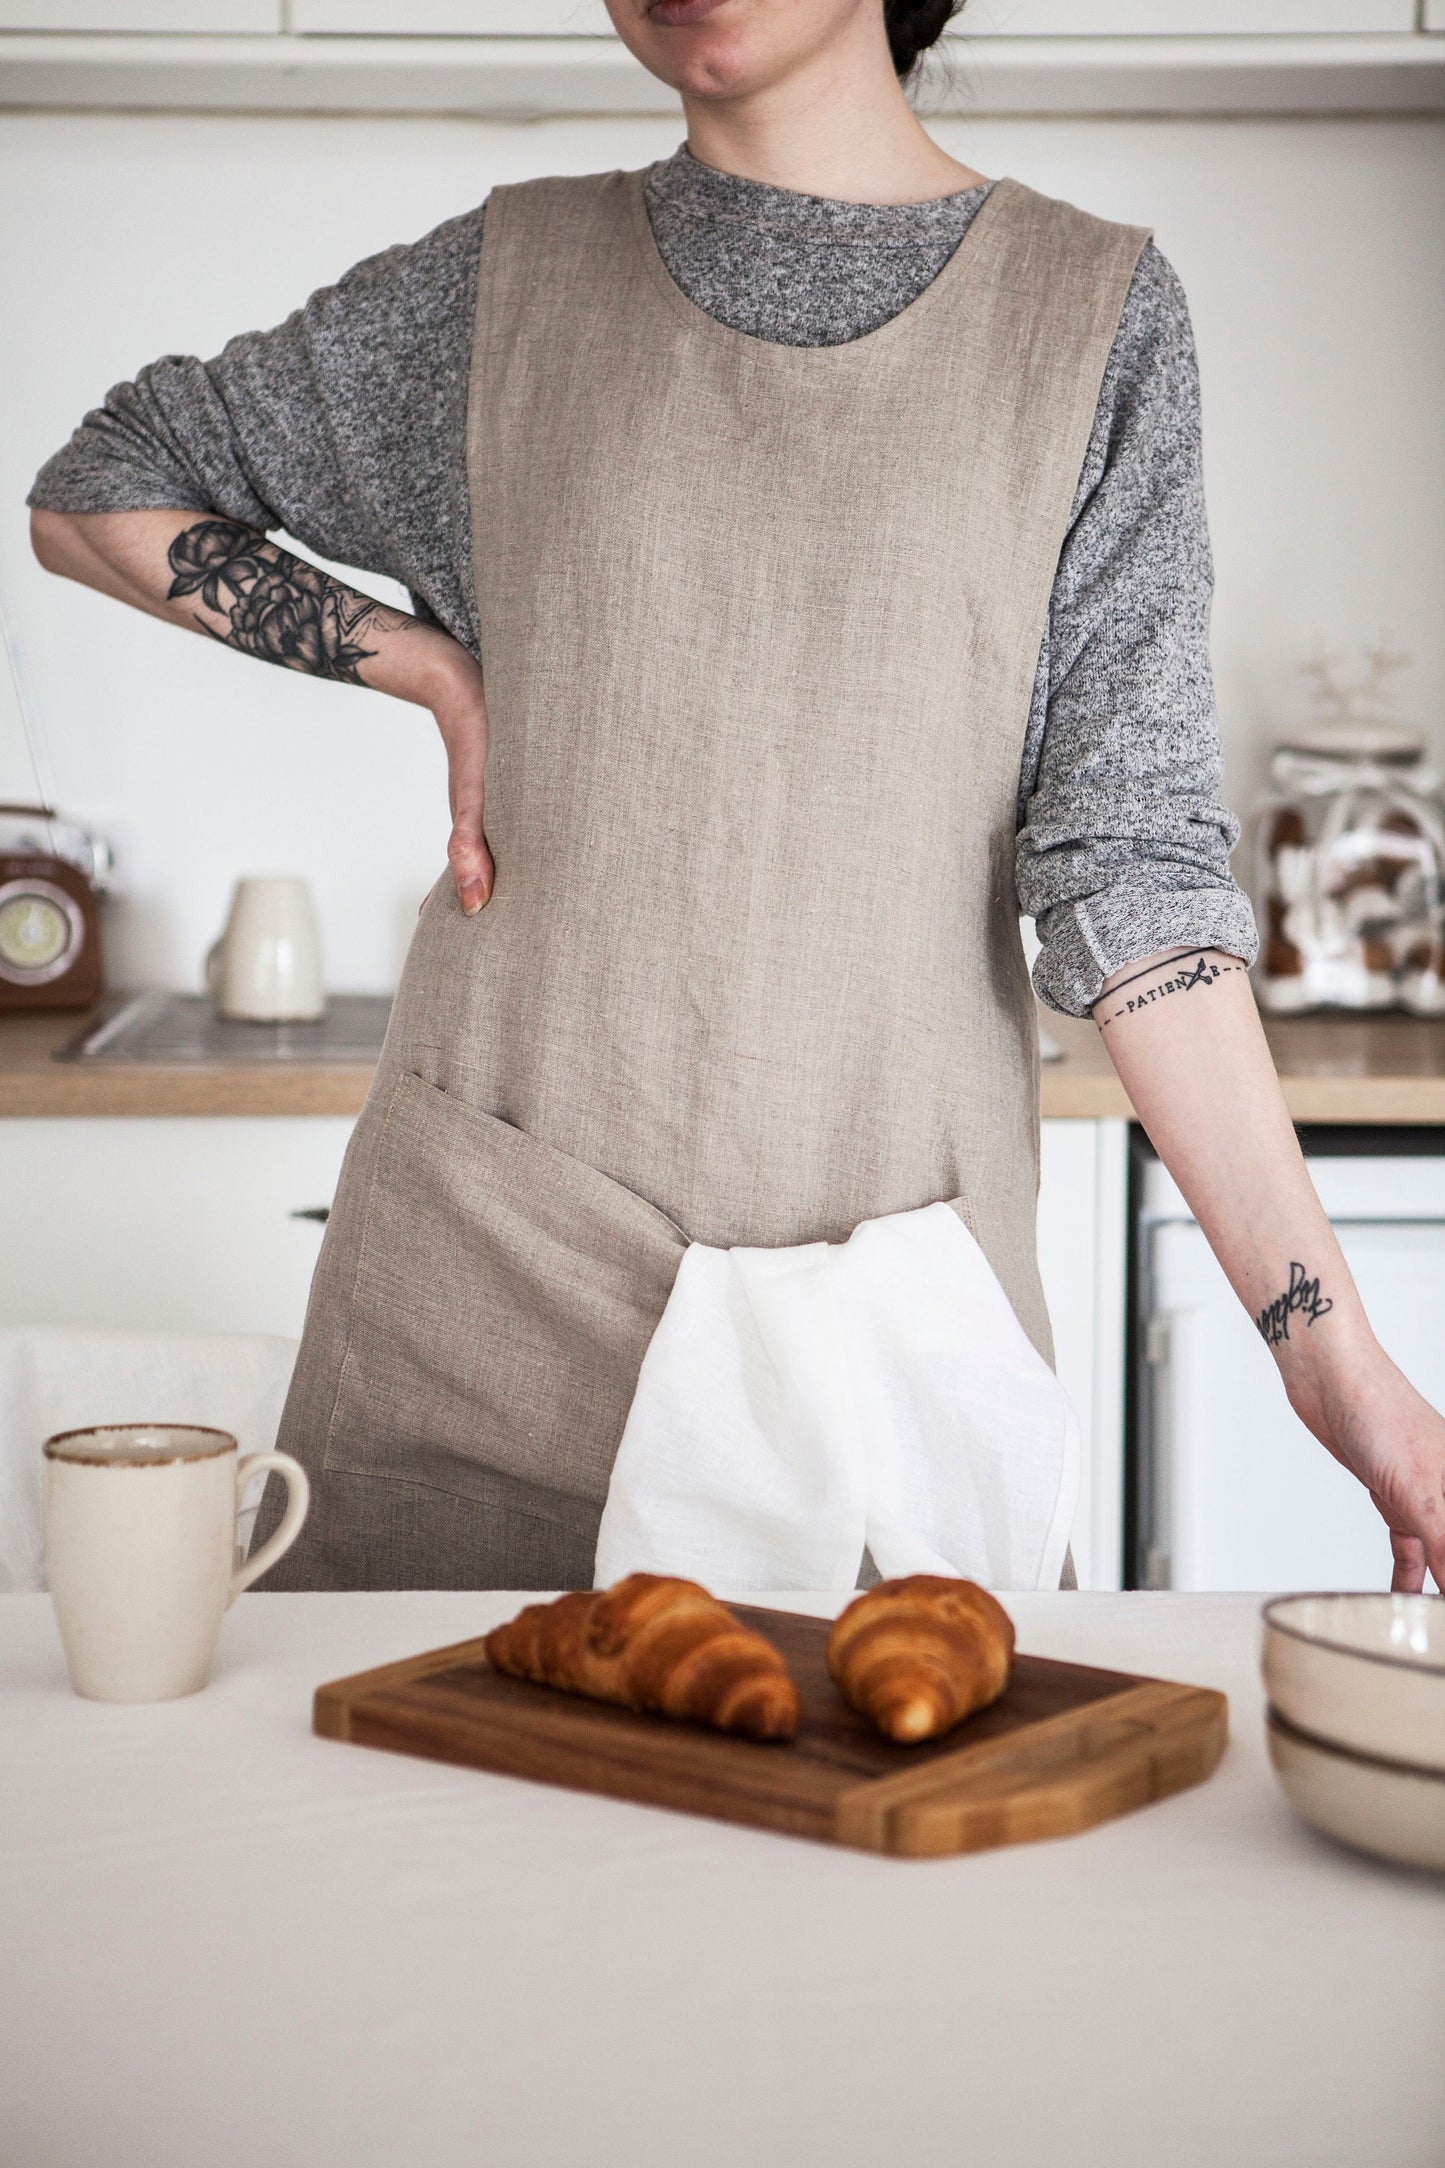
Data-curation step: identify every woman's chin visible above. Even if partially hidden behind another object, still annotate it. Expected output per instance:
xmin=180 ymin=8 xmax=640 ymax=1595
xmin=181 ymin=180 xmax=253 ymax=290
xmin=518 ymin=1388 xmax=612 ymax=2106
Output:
xmin=665 ymin=55 xmax=768 ymax=100
xmin=613 ymin=0 xmax=802 ymax=100
xmin=632 ymin=41 xmax=768 ymax=99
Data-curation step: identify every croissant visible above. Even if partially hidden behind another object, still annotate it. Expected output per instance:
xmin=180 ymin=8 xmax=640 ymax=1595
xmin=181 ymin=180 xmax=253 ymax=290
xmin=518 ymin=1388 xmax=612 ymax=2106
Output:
xmin=484 ymin=1573 xmax=801 ymax=1741
xmin=827 ymin=1574 xmax=1015 ymax=1744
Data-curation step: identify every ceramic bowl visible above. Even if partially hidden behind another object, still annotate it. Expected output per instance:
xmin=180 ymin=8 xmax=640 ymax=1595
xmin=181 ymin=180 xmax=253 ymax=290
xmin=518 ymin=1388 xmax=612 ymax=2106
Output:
xmin=1261 ymin=1592 xmax=1445 ymax=1774
xmin=1266 ymin=1712 xmax=1445 ymax=1874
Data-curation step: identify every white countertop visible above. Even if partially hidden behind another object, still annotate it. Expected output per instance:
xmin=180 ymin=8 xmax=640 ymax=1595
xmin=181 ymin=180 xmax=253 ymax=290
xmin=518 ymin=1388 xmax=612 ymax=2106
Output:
xmin=4 ymin=1590 xmax=1443 ymax=2168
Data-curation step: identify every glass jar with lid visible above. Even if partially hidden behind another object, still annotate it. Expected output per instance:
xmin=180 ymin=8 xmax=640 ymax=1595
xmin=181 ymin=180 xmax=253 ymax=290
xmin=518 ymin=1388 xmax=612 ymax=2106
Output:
xmin=1254 ymin=648 xmax=1445 ymax=1018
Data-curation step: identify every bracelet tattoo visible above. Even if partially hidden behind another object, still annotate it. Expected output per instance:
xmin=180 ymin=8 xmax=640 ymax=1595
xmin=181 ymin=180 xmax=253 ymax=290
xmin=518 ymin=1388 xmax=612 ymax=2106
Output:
xmin=1094 ymin=949 xmax=1248 ymax=1029
xmin=166 ymin=517 xmax=410 ymax=685
xmin=1255 ymin=1262 xmax=1333 ymax=1346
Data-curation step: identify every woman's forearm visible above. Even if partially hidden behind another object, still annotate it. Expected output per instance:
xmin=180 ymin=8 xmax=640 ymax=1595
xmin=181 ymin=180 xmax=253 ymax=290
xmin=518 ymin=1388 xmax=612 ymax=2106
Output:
xmin=1094 ymin=946 xmax=1444 ymax=1591
xmin=30 ymin=506 xmax=494 ymax=912
xmin=29 ymin=506 xmax=464 ymax=713
xmin=1093 ymin=949 xmax=1367 ymax=1366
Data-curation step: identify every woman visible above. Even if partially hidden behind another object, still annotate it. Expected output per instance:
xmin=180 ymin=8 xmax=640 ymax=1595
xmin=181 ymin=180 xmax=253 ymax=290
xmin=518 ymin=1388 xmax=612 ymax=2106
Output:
xmin=29 ymin=0 xmax=1445 ymax=1596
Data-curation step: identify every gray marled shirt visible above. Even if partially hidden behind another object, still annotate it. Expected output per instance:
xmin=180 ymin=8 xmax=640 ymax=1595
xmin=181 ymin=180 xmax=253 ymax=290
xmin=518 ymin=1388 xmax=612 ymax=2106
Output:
xmin=27 ymin=144 xmax=1257 ymax=1015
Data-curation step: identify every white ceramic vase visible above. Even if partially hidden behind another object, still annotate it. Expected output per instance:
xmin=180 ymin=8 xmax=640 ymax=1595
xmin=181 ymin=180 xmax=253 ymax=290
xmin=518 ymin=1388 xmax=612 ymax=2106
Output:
xmin=206 ymin=876 xmax=325 ymax=1022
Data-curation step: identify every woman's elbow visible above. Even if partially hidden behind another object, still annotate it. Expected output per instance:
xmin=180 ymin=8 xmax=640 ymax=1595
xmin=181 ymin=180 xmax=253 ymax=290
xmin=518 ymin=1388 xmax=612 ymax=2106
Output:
xmin=29 ymin=505 xmax=80 ymax=576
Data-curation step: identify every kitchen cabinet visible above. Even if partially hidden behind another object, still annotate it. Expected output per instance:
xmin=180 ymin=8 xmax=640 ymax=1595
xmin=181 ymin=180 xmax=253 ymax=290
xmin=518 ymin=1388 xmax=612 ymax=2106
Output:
xmin=0 ymin=1117 xmax=350 ymax=1341
xmin=293 ymin=0 xmax=1412 ymax=30
xmin=965 ymin=1 xmax=1412 ymax=31
xmin=0 ymin=2 xmax=279 ymax=26
xmin=290 ymin=0 xmax=610 ymax=29
xmin=3 ymin=19 xmax=1439 ymax=114
xmin=1037 ymin=1118 xmax=1129 ymax=1593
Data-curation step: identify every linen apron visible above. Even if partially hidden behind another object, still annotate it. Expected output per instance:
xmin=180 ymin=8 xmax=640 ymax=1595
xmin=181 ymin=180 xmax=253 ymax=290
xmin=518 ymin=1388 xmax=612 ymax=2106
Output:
xmin=256 ymin=170 xmax=1149 ymax=1591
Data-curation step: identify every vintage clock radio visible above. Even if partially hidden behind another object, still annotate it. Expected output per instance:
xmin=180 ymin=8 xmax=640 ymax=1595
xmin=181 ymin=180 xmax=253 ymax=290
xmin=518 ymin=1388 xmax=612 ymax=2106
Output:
xmin=0 ymin=804 xmax=109 ymax=1012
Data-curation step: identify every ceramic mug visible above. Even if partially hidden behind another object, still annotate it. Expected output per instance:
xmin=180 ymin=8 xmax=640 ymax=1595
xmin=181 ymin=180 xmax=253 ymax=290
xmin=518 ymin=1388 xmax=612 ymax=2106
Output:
xmin=206 ymin=875 xmax=325 ymax=1022
xmin=43 ymin=1424 xmax=310 ymax=1702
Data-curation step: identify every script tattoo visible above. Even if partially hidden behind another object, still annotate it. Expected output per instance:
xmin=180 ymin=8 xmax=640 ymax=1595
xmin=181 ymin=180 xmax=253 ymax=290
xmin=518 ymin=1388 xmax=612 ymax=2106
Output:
xmin=1095 ymin=949 xmax=1247 ymax=1029
xmin=1255 ymin=1262 xmax=1334 ymax=1347
xmin=166 ymin=517 xmax=409 ymax=685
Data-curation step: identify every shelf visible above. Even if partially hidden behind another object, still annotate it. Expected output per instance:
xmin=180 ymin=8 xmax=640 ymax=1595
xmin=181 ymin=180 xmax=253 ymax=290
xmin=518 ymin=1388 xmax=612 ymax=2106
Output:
xmin=930 ymin=30 xmax=1445 ymax=112
xmin=0 ymin=31 xmax=1442 ymax=117
xmin=284 ymin=1 xmax=1415 ymax=29
xmin=0 ymin=1 xmax=278 ymax=28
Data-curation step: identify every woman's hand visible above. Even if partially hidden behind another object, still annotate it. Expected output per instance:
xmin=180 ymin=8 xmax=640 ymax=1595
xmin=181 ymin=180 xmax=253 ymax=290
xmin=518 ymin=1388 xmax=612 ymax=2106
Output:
xmin=429 ymin=653 xmax=495 ymax=915
xmin=1284 ymin=1339 xmax=1445 ymax=1595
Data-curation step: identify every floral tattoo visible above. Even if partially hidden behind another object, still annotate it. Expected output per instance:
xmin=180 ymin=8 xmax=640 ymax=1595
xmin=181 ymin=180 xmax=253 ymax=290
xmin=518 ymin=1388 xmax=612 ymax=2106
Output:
xmin=167 ymin=518 xmax=408 ymax=684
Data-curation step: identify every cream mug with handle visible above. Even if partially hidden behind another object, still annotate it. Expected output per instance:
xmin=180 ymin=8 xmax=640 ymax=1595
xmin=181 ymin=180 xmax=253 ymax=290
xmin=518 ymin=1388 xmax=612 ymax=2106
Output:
xmin=43 ymin=1424 xmax=310 ymax=1702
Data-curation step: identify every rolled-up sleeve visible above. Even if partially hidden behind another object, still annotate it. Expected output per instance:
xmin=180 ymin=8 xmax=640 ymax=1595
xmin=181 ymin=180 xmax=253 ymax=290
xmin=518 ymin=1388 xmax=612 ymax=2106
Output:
xmin=1016 ymin=241 xmax=1258 ymax=1018
xmin=26 ymin=204 xmax=485 ymax=653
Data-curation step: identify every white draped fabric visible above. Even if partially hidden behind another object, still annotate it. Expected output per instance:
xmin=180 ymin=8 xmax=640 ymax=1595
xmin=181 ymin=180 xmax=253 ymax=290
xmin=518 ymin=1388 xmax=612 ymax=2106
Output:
xmin=596 ymin=1202 xmax=1079 ymax=1592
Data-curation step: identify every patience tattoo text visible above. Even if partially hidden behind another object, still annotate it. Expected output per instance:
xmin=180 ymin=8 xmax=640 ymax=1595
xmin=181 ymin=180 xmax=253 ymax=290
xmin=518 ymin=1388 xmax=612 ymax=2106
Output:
xmin=1096 ymin=949 xmax=1247 ymax=1029
xmin=1255 ymin=1262 xmax=1333 ymax=1347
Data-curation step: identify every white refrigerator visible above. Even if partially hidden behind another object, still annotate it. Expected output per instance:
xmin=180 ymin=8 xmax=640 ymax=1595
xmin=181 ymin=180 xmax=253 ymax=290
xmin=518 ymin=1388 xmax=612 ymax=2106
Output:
xmin=1136 ymin=1145 xmax=1445 ymax=1592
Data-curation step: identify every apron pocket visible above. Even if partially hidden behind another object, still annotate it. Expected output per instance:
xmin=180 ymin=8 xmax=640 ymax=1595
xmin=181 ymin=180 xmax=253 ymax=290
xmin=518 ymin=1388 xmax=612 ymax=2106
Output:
xmin=322 ymin=1069 xmax=688 ymax=1511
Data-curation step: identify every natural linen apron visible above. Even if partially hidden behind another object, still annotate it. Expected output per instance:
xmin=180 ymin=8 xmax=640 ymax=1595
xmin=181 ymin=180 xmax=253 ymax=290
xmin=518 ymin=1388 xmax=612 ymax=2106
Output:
xmin=256 ymin=169 xmax=1149 ymax=1592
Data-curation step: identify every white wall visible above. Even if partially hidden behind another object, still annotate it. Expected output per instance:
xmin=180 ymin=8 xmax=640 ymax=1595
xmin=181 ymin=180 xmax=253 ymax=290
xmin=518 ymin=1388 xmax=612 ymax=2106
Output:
xmin=1 ymin=109 xmax=1441 ymax=993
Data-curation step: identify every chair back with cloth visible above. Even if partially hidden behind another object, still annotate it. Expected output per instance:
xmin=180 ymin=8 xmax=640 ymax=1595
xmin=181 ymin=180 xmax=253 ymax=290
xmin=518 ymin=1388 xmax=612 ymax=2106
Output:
xmin=0 ymin=1327 xmax=297 ymax=1592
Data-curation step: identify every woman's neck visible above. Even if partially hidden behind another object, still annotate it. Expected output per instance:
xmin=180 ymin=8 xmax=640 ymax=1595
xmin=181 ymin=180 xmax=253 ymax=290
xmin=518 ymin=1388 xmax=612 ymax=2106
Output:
xmin=678 ymin=8 xmax=985 ymax=207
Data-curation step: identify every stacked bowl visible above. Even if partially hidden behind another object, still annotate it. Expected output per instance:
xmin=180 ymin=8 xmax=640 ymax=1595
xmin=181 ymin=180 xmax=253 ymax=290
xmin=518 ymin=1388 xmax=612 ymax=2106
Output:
xmin=1262 ymin=1592 xmax=1445 ymax=1872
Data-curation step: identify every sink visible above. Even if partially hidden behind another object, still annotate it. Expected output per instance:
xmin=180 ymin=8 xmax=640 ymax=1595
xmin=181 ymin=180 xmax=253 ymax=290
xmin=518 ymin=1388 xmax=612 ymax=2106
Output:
xmin=55 ymin=991 xmax=391 ymax=1065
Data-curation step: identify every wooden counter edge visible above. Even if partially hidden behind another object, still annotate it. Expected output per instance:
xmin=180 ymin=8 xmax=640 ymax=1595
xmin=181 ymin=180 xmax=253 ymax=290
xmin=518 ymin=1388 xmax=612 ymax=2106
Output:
xmin=4 ymin=1005 xmax=1445 ymax=1123
xmin=0 ymin=1065 xmax=375 ymax=1118
xmin=1038 ymin=1072 xmax=1445 ymax=1124
xmin=1039 ymin=1010 xmax=1445 ymax=1125
xmin=13 ymin=1067 xmax=1436 ymax=1123
xmin=1274 ymin=1079 xmax=1445 ymax=1125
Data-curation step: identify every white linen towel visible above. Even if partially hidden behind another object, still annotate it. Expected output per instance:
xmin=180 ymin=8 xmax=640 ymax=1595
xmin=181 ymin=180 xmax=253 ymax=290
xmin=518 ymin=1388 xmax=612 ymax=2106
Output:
xmin=594 ymin=1200 xmax=1079 ymax=1592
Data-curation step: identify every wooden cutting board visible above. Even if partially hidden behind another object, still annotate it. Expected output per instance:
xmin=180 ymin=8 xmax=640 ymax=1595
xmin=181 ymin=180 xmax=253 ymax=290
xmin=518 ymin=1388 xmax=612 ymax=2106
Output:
xmin=314 ymin=1604 xmax=1227 ymax=1859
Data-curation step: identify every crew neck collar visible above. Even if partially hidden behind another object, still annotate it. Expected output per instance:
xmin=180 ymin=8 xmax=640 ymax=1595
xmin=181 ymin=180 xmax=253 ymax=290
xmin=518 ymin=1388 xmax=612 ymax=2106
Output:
xmin=644 ymin=143 xmax=991 ymax=244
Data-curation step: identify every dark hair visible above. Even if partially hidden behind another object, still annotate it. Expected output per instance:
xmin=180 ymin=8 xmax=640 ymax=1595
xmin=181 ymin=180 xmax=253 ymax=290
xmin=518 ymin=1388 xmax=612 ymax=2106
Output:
xmin=884 ymin=0 xmax=965 ymax=80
